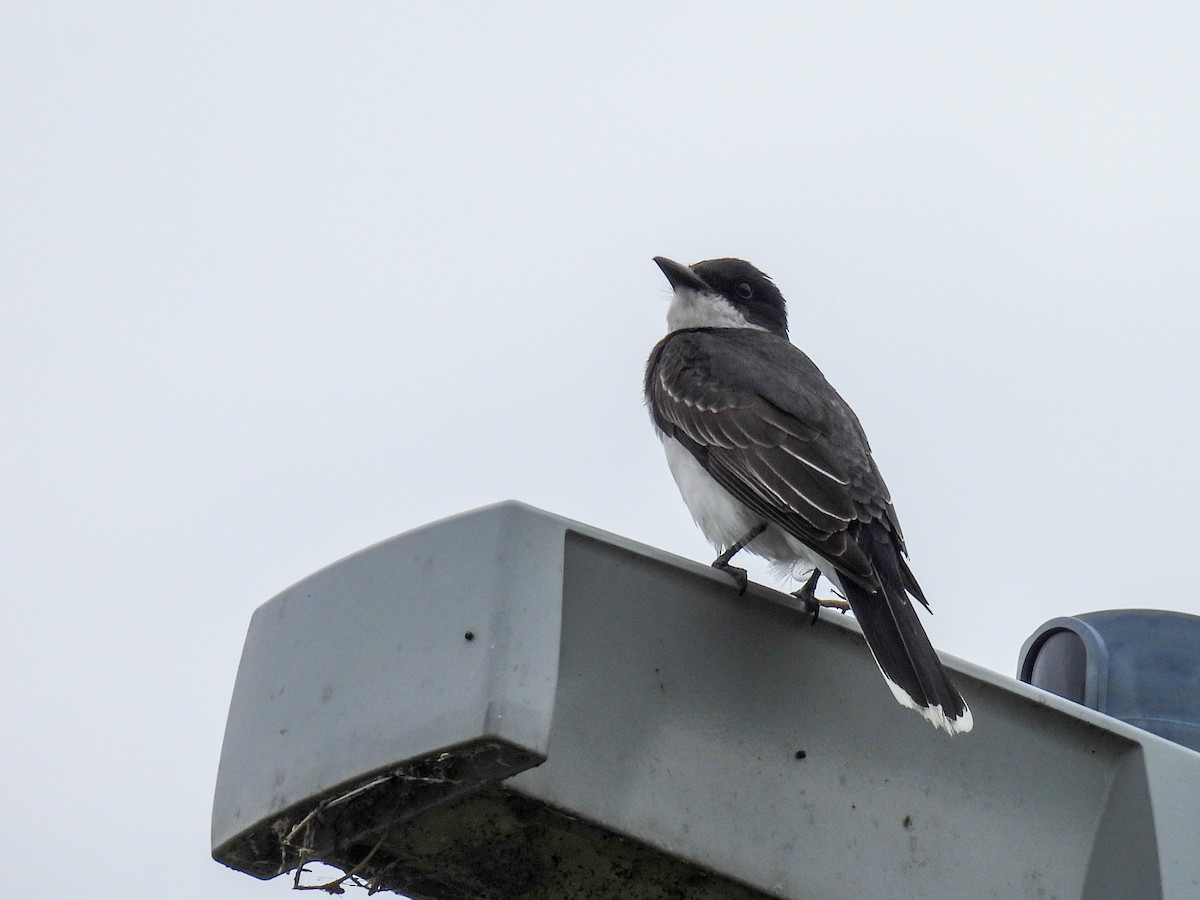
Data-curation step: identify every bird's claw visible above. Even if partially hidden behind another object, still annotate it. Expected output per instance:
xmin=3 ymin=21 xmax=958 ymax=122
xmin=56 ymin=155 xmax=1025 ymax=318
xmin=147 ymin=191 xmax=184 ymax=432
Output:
xmin=709 ymin=525 xmax=766 ymax=596
xmin=712 ymin=561 xmax=750 ymax=595
xmin=792 ymin=569 xmax=823 ymax=624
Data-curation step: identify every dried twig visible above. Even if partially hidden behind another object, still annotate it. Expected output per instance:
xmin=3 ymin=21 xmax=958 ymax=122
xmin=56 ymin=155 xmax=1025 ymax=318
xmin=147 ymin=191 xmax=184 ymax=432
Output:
xmin=280 ymin=759 xmax=461 ymax=893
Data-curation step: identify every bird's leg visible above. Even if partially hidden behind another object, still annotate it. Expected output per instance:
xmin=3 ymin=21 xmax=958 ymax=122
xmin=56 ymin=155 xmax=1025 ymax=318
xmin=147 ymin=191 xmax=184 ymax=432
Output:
xmin=792 ymin=568 xmax=823 ymax=623
xmin=792 ymin=570 xmax=852 ymax=624
xmin=711 ymin=523 xmax=767 ymax=595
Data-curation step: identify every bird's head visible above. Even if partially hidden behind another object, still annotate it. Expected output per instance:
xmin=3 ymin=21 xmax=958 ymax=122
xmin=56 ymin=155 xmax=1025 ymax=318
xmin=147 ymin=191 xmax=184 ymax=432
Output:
xmin=653 ymin=256 xmax=788 ymax=337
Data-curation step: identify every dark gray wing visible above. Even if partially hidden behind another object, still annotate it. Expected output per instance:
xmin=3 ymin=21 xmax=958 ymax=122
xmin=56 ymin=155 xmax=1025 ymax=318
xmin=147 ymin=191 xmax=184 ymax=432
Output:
xmin=645 ymin=328 xmax=906 ymax=590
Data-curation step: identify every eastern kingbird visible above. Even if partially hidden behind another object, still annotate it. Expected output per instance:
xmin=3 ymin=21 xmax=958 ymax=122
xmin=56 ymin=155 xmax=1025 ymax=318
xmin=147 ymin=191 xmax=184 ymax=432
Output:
xmin=645 ymin=256 xmax=971 ymax=735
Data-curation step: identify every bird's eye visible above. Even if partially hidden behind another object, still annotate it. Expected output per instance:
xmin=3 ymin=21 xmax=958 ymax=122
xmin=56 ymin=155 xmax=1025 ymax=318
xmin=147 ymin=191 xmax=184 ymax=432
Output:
xmin=735 ymin=282 xmax=753 ymax=300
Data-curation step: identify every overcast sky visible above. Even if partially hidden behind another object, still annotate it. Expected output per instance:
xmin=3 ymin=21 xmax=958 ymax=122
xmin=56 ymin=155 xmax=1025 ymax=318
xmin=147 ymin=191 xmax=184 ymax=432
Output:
xmin=5 ymin=3 xmax=1200 ymax=897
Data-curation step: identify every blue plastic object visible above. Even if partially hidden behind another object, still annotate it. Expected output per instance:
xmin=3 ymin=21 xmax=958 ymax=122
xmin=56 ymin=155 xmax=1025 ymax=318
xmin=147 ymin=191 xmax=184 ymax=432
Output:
xmin=1019 ymin=609 xmax=1200 ymax=752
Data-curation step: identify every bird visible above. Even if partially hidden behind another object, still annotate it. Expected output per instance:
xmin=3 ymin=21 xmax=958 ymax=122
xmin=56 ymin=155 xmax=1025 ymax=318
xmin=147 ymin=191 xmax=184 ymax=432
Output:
xmin=645 ymin=255 xmax=971 ymax=735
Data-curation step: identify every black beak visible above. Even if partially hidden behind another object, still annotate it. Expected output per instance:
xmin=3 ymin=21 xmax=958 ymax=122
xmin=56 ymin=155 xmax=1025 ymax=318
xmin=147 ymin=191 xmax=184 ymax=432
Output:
xmin=654 ymin=256 xmax=709 ymax=292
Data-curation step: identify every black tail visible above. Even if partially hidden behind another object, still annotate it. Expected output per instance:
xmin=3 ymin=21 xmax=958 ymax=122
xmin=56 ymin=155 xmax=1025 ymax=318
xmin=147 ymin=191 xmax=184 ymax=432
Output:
xmin=841 ymin=522 xmax=972 ymax=734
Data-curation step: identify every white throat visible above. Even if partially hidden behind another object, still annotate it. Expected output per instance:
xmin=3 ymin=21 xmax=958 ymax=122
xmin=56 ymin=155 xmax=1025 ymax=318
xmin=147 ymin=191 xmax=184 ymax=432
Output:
xmin=666 ymin=287 xmax=766 ymax=333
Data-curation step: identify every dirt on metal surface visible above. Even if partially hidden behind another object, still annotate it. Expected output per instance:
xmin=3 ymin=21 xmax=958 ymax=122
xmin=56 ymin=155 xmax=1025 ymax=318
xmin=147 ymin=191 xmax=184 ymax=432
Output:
xmin=361 ymin=783 xmax=779 ymax=900
xmin=215 ymin=738 xmax=777 ymax=898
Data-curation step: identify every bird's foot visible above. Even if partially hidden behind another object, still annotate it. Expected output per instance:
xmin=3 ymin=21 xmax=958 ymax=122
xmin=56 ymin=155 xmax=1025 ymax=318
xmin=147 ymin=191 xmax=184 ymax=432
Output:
xmin=791 ymin=570 xmax=851 ymax=623
xmin=792 ymin=569 xmax=822 ymax=623
xmin=709 ymin=524 xmax=767 ymax=596
xmin=712 ymin=560 xmax=750 ymax=595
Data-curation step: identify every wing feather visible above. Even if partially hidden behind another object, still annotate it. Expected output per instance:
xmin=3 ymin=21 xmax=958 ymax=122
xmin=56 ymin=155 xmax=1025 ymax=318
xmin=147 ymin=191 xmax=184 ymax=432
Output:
xmin=646 ymin=328 xmax=902 ymax=587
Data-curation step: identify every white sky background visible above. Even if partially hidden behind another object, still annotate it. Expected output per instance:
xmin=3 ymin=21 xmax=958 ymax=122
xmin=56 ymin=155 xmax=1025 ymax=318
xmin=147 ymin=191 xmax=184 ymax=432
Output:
xmin=4 ymin=3 xmax=1200 ymax=896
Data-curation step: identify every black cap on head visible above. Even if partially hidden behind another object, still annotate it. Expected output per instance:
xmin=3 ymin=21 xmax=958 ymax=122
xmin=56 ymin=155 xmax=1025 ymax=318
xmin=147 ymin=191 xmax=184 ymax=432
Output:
xmin=688 ymin=257 xmax=789 ymax=337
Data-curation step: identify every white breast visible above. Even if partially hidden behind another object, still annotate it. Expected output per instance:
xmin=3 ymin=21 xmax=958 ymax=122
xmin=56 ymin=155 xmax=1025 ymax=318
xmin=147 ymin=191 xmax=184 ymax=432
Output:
xmin=659 ymin=432 xmax=837 ymax=586
xmin=661 ymin=434 xmax=756 ymax=549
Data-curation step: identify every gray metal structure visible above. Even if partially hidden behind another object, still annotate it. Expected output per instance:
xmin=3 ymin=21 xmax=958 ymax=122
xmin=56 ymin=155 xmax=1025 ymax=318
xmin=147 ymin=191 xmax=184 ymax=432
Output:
xmin=212 ymin=502 xmax=1200 ymax=899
